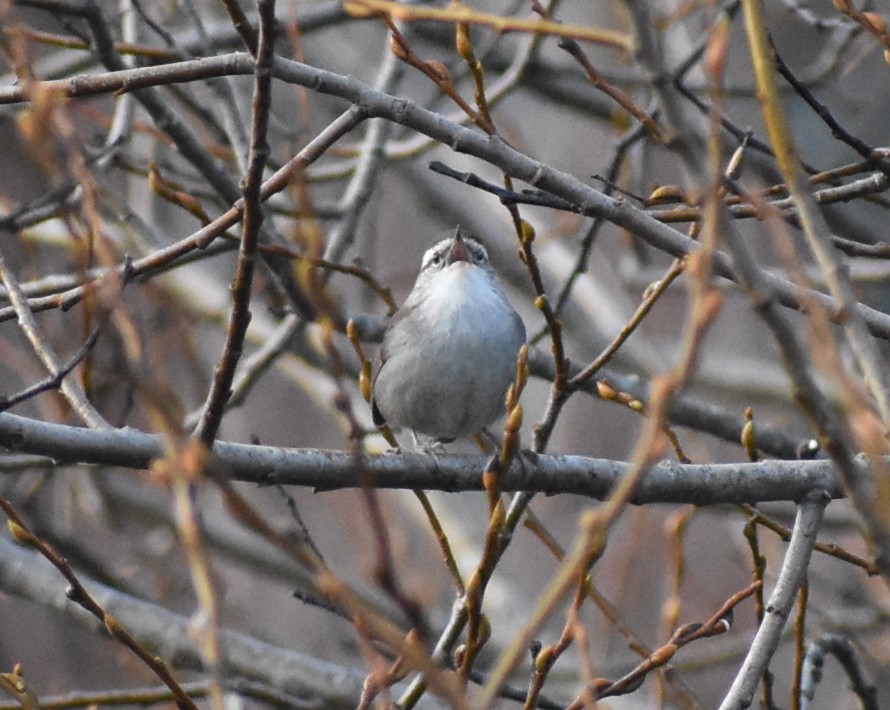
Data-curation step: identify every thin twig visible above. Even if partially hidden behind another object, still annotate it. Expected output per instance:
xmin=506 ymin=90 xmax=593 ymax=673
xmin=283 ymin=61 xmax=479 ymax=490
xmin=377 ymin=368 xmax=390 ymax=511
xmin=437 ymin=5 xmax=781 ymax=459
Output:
xmin=0 ymin=247 xmax=108 ymax=429
xmin=0 ymin=323 xmax=103 ymax=412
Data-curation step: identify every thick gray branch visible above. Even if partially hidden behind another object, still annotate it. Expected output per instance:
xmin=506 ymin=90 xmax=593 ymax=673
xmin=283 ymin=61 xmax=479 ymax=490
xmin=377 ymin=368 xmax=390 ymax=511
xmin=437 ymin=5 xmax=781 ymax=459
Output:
xmin=0 ymin=412 xmax=845 ymax=504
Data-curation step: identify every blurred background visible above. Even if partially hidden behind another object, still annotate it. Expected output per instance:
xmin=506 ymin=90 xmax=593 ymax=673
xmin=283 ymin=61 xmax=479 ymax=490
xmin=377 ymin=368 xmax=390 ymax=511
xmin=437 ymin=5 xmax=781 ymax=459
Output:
xmin=1 ymin=0 xmax=889 ymax=708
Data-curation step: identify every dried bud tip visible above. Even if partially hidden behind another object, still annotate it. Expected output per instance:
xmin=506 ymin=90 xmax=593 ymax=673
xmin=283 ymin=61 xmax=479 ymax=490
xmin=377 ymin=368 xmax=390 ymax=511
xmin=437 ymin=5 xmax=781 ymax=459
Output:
xmin=424 ymin=60 xmax=450 ymax=82
xmin=596 ymin=381 xmax=617 ymax=400
xmin=646 ymin=184 xmax=686 ymax=205
xmin=7 ymin=520 xmax=30 ymax=544
xmin=456 ymin=23 xmax=472 ymax=60
xmin=388 ymin=34 xmax=409 ymax=62
xmin=863 ymin=12 xmax=887 ymax=34
xmin=507 ymin=404 xmax=523 ymax=432
xmin=519 ymin=220 xmax=536 ymax=245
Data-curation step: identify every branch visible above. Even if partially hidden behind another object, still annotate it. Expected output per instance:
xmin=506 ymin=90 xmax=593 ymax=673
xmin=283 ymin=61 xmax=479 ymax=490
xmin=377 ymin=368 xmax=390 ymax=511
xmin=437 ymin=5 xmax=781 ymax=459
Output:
xmin=0 ymin=107 xmax=367 ymax=327
xmin=0 ymin=249 xmax=108 ymax=429
xmin=743 ymin=3 xmax=890 ymax=426
xmin=342 ymin=0 xmax=632 ymax=50
xmin=0 ymin=323 xmax=102 ymax=412
xmin=194 ymin=0 xmax=276 ymax=444
xmin=0 ymin=536 xmax=370 ymax=708
xmin=799 ymin=633 xmax=879 ymax=710
xmin=0 ymin=412 xmax=846 ymax=505
xmin=719 ymin=490 xmax=829 ymax=710
xmin=0 ymin=498 xmax=199 ymax=710
xmin=5 ymin=52 xmax=890 ymax=339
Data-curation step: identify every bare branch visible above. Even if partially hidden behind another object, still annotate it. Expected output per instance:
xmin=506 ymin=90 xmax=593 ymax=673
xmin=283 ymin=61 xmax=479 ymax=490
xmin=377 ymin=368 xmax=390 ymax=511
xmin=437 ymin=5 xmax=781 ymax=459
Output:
xmin=0 ymin=411 xmax=846 ymax=504
xmin=719 ymin=491 xmax=829 ymax=710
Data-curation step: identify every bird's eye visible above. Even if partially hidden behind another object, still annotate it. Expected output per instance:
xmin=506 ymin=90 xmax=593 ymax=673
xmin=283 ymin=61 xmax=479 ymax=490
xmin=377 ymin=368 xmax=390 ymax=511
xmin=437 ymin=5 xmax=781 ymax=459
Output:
xmin=429 ymin=252 xmax=443 ymax=267
xmin=472 ymin=249 xmax=486 ymax=265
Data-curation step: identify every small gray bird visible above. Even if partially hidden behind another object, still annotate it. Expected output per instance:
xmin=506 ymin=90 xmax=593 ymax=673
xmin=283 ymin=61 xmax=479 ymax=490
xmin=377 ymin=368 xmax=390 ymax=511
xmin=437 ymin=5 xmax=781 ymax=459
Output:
xmin=371 ymin=226 xmax=526 ymax=443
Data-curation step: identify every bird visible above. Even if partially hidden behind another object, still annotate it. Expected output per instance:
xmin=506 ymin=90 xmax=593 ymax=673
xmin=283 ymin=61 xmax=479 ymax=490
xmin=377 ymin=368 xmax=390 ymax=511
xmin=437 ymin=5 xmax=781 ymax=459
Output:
xmin=371 ymin=226 xmax=526 ymax=444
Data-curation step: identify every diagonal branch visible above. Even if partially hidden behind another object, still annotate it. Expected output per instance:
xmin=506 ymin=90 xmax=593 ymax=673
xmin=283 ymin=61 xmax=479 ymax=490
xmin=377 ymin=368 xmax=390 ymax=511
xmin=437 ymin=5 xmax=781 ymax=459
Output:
xmin=0 ymin=248 xmax=108 ymax=429
xmin=5 ymin=53 xmax=890 ymax=340
xmin=719 ymin=490 xmax=829 ymax=710
xmin=0 ymin=535 xmax=368 ymax=707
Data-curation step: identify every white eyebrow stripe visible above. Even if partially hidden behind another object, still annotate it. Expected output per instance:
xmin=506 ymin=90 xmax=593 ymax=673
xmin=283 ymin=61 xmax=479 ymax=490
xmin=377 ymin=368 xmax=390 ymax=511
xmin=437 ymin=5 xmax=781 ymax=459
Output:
xmin=418 ymin=234 xmax=489 ymax=271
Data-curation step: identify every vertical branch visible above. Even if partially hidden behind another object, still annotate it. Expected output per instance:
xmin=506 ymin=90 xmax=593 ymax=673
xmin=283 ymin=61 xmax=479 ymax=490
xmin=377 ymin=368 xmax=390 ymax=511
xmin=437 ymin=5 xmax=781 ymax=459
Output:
xmin=791 ymin=580 xmax=808 ymax=710
xmin=743 ymin=511 xmax=774 ymax=706
xmin=323 ymin=41 xmax=402 ymax=264
xmin=76 ymin=0 xmax=243 ymax=205
xmin=99 ymin=0 xmax=136 ymax=155
xmin=168 ymin=463 xmax=225 ymax=710
xmin=194 ymin=0 xmax=276 ymax=445
xmin=741 ymin=0 xmax=890 ymax=430
xmin=719 ymin=491 xmax=828 ymax=710
xmin=217 ymin=0 xmax=259 ymax=55
xmin=723 ymin=0 xmax=890 ymax=581
xmin=182 ymin=3 xmax=275 ymax=707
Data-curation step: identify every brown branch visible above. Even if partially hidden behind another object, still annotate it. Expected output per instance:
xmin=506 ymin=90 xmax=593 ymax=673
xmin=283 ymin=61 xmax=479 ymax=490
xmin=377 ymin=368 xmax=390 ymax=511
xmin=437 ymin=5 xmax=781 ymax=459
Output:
xmin=343 ymin=0 xmax=633 ymax=50
xmin=194 ymin=0 xmax=276 ymax=445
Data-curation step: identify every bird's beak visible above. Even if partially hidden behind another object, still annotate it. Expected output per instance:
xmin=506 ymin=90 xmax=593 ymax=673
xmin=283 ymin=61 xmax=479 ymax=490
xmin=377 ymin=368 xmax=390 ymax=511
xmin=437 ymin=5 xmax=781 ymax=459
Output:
xmin=446 ymin=232 xmax=470 ymax=265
